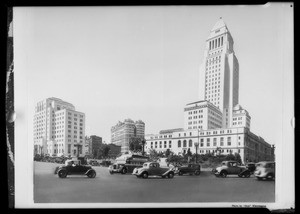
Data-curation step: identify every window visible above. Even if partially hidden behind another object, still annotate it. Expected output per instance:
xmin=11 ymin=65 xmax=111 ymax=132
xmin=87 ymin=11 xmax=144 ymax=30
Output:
xmin=183 ymin=140 xmax=187 ymax=147
xmin=227 ymin=137 xmax=231 ymax=146
xmin=68 ymin=144 xmax=71 ymax=153
xmin=220 ymin=137 xmax=224 ymax=146
xmin=213 ymin=138 xmax=217 ymax=146
xmin=207 ymin=138 xmax=210 ymax=147
xmin=189 ymin=140 xmax=193 ymax=147
xmin=178 ymin=140 xmax=181 ymax=148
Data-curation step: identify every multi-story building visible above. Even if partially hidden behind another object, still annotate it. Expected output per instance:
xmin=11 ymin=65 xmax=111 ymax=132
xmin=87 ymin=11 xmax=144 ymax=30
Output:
xmin=145 ymin=18 xmax=274 ymax=163
xmin=111 ymin=119 xmax=145 ymax=153
xmin=145 ymin=127 xmax=274 ymax=163
xmin=33 ymin=97 xmax=85 ymax=157
xmin=232 ymin=104 xmax=251 ymax=129
xmin=184 ymin=100 xmax=223 ymax=130
xmin=199 ymin=17 xmax=239 ymax=128
xmin=87 ymin=135 xmax=103 ymax=158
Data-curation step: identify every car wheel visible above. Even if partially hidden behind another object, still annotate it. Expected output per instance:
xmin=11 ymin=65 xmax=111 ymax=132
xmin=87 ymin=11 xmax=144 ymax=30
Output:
xmin=266 ymin=173 xmax=274 ymax=180
xmin=58 ymin=170 xmax=67 ymax=178
xmin=245 ymin=171 xmax=251 ymax=178
xmin=168 ymin=172 xmax=174 ymax=179
xmin=88 ymin=170 xmax=96 ymax=178
xmin=220 ymin=171 xmax=227 ymax=178
xmin=194 ymin=170 xmax=200 ymax=176
xmin=109 ymin=171 xmax=113 ymax=175
xmin=142 ymin=172 xmax=148 ymax=179
xmin=178 ymin=171 xmax=183 ymax=176
xmin=121 ymin=168 xmax=127 ymax=174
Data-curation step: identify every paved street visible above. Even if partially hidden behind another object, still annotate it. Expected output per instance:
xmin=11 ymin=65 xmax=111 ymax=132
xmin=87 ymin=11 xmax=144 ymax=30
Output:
xmin=34 ymin=162 xmax=275 ymax=203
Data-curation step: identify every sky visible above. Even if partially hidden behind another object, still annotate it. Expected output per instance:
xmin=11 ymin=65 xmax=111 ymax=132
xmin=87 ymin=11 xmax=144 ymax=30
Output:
xmin=14 ymin=4 xmax=293 ymax=145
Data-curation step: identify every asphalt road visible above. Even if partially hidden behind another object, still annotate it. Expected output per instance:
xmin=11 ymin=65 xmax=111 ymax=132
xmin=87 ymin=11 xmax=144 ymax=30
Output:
xmin=34 ymin=162 xmax=275 ymax=203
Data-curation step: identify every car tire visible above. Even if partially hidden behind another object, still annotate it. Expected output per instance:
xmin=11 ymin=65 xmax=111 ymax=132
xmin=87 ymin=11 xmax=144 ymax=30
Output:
xmin=245 ymin=171 xmax=251 ymax=178
xmin=109 ymin=171 xmax=113 ymax=175
xmin=142 ymin=172 xmax=148 ymax=179
xmin=58 ymin=170 xmax=67 ymax=178
xmin=220 ymin=171 xmax=227 ymax=178
xmin=168 ymin=172 xmax=174 ymax=179
xmin=178 ymin=171 xmax=183 ymax=176
xmin=266 ymin=173 xmax=274 ymax=180
xmin=121 ymin=168 xmax=127 ymax=174
xmin=194 ymin=170 xmax=200 ymax=176
xmin=88 ymin=170 xmax=96 ymax=178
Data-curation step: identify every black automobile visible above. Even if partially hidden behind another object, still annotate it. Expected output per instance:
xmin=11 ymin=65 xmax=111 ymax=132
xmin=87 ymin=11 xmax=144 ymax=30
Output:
xmin=55 ymin=159 xmax=96 ymax=178
xmin=177 ymin=163 xmax=201 ymax=176
xmin=245 ymin=162 xmax=256 ymax=174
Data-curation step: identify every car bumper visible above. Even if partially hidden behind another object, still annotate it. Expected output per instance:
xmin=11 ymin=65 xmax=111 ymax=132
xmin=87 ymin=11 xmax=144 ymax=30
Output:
xmin=254 ymin=171 xmax=268 ymax=178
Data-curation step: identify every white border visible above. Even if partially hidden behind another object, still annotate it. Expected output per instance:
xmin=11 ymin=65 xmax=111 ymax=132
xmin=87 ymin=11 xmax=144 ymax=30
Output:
xmin=13 ymin=4 xmax=294 ymax=209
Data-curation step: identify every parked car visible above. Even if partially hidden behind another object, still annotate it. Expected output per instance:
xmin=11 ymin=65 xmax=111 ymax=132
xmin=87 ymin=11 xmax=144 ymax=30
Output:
xmin=88 ymin=160 xmax=99 ymax=166
xmin=177 ymin=163 xmax=201 ymax=176
xmin=108 ymin=163 xmax=143 ymax=174
xmin=245 ymin=162 xmax=256 ymax=174
xmin=254 ymin=161 xmax=275 ymax=180
xmin=55 ymin=159 xmax=96 ymax=178
xmin=132 ymin=162 xmax=175 ymax=179
xmin=214 ymin=161 xmax=251 ymax=178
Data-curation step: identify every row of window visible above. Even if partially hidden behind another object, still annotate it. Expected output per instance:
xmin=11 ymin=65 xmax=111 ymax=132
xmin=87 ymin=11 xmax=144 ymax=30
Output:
xmin=209 ymin=36 xmax=223 ymax=50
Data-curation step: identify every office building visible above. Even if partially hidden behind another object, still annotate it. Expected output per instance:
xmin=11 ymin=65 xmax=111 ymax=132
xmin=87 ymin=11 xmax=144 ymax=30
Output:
xmin=111 ymin=119 xmax=145 ymax=153
xmin=33 ymin=97 xmax=85 ymax=157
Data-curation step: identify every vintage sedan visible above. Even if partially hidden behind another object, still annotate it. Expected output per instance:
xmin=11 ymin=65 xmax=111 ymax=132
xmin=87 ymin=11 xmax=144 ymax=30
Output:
xmin=108 ymin=163 xmax=143 ymax=174
xmin=55 ymin=159 xmax=96 ymax=178
xmin=132 ymin=162 xmax=175 ymax=179
xmin=254 ymin=161 xmax=275 ymax=180
xmin=214 ymin=161 xmax=251 ymax=178
xmin=177 ymin=163 xmax=201 ymax=176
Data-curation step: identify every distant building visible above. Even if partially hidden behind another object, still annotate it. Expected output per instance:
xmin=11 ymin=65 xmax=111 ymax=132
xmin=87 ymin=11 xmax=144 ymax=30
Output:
xmin=106 ymin=143 xmax=121 ymax=158
xmin=111 ymin=119 xmax=145 ymax=153
xmin=86 ymin=135 xmax=103 ymax=158
xmin=33 ymin=97 xmax=85 ymax=157
xmin=145 ymin=127 xmax=274 ymax=163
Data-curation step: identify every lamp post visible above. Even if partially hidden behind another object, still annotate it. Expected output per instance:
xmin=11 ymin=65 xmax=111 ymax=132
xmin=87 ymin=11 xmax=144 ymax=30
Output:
xmin=141 ymin=139 xmax=146 ymax=156
xmin=194 ymin=142 xmax=199 ymax=163
xmin=74 ymin=143 xmax=82 ymax=158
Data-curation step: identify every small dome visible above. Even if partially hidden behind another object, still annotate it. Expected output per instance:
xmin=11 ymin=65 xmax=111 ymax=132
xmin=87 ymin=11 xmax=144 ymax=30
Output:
xmin=233 ymin=104 xmax=243 ymax=111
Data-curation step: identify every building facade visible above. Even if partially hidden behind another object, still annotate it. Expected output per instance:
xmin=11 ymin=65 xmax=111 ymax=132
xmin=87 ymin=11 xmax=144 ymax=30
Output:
xmin=111 ymin=119 xmax=145 ymax=153
xmin=33 ymin=97 xmax=85 ymax=157
xmin=184 ymin=100 xmax=223 ymax=130
xmin=87 ymin=135 xmax=103 ymax=158
xmin=145 ymin=127 xmax=274 ymax=163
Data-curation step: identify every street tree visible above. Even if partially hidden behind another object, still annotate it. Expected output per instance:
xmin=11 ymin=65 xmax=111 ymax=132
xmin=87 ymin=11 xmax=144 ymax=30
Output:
xmin=103 ymin=146 xmax=110 ymax=158
xmin=129 ymin=137 xmax=143 ymax=153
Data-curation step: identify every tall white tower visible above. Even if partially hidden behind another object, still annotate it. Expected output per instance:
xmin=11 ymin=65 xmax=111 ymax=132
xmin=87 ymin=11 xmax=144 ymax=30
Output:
xmin=199 ymin=18 xmax=239 ymax=128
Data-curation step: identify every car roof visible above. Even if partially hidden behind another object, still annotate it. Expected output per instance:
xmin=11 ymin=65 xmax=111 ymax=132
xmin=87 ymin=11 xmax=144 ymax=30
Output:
xmin=256 ymin=161 xmax=275 ymax=164
xmin=144 ymin=162 xmax=158 ymax=165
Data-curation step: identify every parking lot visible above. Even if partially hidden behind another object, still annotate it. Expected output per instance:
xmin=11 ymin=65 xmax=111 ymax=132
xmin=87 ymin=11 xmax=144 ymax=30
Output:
xmin=34 ymin=161 xmax=275 ymax=203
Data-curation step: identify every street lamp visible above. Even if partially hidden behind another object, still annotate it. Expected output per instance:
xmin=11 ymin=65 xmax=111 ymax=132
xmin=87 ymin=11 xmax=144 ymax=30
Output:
xmin=74 ymin=143 xmax=82 ymax=158
xmin=194 ymin=142 xmax=199 ymax=163
xmin=139 ymin=139 xmax=146 ymax=156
